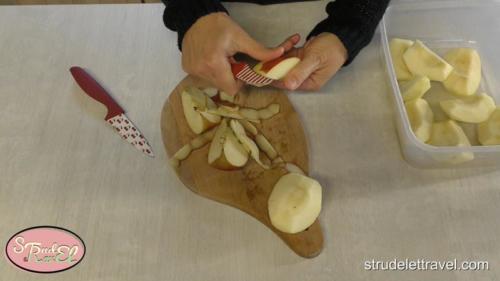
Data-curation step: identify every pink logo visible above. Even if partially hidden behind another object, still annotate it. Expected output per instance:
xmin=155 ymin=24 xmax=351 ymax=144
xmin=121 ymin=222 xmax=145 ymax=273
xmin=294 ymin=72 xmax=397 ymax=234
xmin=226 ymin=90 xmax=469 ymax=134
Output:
xmin=5 ymin=226 xmax=85 ymax=273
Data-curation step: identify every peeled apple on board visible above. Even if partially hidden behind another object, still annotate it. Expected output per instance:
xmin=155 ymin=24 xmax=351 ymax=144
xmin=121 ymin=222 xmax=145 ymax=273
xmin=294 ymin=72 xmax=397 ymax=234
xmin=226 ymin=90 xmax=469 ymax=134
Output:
xmin=400 ymin=75 xmax=431 ymax=102
xmin=390 ymin=38 xmax=414 ymax=80
xmin=403 ymin=40 xmax=453 ymax=81
xmin=443 ymin=48 xmax=482 ymax=97
xmin=405 ymin=98 xmax=434 ymax=143
xmin=428 ymin=120 xmax=474 ymax=163
xmin=181 ymin=87 xmax=221 ymax=134
xmin=268 ymin=173 xmax=322 ymax=234
xmin=254 ymin=57 xmax=301 ymax=80
xmin=440 ymin=93 xmax=496 ymax=123
xmin=478 ymin=108 xmax=500 ymax=145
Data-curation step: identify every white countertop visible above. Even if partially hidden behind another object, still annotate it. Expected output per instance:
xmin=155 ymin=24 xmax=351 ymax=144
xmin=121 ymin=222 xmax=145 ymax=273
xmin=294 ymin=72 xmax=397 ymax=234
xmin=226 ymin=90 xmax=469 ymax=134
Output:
xmin=0 ymin=2 xmax=499 ymax=281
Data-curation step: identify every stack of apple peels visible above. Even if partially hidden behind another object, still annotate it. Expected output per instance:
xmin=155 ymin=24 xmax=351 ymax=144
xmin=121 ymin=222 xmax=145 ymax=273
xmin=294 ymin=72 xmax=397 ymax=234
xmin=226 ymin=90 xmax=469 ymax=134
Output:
xmin=170 ymin=86 xmax=322 ymax=234
xmin=390 ymin=38 xmax=500 ymax=163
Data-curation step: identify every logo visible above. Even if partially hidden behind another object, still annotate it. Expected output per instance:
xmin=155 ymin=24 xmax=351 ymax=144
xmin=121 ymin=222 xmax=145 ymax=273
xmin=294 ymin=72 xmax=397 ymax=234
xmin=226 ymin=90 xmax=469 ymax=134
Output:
xmin=5 ymin=226 xmax=85 ymax=273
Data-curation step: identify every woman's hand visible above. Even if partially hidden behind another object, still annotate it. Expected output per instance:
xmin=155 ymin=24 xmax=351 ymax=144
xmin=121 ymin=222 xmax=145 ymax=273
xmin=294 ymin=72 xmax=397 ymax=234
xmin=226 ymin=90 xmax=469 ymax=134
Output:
xmin=274 ymin=33 xmax=348 ymax=91
xmin=182 ymin=12 xmax=286 ymax=95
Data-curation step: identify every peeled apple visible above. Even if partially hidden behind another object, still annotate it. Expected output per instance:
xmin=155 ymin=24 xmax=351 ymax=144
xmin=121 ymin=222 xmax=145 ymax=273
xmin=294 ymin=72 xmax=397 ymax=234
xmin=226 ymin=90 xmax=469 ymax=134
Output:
xmin=440 ymin=93 xmax=496 ymax=123
xmin=443 ymin=48 xmax=482 ymax=97
xmin=400 ymin=75 xmax=431 ymax=102
xmin=390 ymin=38 xmax=414 ymax=80
xmin=428 ymin=120 xmax=474 ymax=163
xmin=478 ymin=108 xmax=500 ymax=145
xmin=403 ymin=40 xmax=453 ymax=82
xmin=268 ymin=173 xmax=322 ymax=234
xmin=405 ymin=98 xmax=434 ymax=143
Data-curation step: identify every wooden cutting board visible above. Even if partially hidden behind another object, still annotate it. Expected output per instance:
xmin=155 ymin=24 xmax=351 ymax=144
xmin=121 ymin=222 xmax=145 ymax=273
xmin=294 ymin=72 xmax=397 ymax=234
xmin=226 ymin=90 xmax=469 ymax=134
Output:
xmin=161 ymin=76 xmax=323 ymax=258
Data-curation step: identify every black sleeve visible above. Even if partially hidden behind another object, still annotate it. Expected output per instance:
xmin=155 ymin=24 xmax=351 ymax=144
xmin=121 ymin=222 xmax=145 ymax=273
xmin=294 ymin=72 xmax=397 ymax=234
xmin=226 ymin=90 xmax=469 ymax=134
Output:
xmin=162 ymin=0 xmax=228 ymax=50
xmin=308 ymin=0 xmax=390 ymax=65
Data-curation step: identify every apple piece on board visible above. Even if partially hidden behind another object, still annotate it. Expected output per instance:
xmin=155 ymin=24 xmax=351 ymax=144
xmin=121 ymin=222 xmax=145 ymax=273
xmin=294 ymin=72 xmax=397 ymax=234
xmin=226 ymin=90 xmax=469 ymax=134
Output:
xmin=478 ymin=108 xmax=500 ymax=145
xmin=440 ymin=93 xmax=496 ymax=123
xmin=202 ymin=87 xmax=219 ymax=98
xmin=208 ymin=119 xmax=249 ymax=170
xmin=390 ymin=38 xmax=414 ymax=81
xmin=443 ymin=48 xmax=482 ymax=97
xmin=181 ymin=87 xmax=221 ymax=134
xmin=253 ymin=57 xmax=300 ymax=80
xmin=403 ymin=40 xmax=453 ymax=81
xmin=400 ymin=75 xmax=431 ymax=102
xmin=405 ymin=98 xmax=434 ymax=143
xmin=229 ymin=120 xmax=269 ymax=169
xmin=428 ymin=120 xmax=474 ymax=164
xmin=268 ymin=173 xmax=322 ymax=234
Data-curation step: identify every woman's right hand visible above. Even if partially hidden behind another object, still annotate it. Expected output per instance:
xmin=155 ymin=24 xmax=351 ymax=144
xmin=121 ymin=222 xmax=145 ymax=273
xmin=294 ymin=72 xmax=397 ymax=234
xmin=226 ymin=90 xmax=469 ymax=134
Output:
xmin=181 ymin=12 xmax=298 ymax=95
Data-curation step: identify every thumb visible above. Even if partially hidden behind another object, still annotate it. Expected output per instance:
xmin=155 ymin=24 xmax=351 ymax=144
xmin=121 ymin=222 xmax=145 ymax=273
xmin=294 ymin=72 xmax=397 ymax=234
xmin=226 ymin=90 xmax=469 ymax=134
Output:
xmin=236 ymin=33 xmax=284 ymax=62
xmin=282 ymin=56 xmax=319 ymax=90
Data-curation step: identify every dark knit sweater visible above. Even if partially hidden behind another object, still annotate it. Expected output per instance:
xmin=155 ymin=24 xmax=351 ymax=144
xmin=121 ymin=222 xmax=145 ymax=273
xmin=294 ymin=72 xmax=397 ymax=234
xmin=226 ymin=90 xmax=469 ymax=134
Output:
xmin=162 ymin=0 xmax=390 ymax=64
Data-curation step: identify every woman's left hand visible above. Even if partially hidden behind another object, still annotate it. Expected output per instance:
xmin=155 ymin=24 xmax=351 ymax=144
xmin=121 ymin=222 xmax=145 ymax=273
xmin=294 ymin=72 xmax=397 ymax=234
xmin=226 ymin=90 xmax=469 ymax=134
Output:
xmin=273 ymin=33 xmax=348 ymax=91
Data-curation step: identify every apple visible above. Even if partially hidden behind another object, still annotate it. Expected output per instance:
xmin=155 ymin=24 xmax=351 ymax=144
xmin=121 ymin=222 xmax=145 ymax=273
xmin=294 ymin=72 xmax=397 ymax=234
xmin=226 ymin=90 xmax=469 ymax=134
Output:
xmin=478 ymin=108 xmax=500 ymax=145
xmin=390 ymin=38 xmax=414 ymax=80
xmin=443 ymin=48 xmax=482 ymax=97
xmin=405 ymin=98 xmax=434 ymax=143
xmin=202 ymin=87 xmax=218 ymax=98
xmin=440 ymin=93 xmax=496 ymax=123
xmin=230 ymin=120 xmax=269 ymax=169
xmin=253 ymin=57 xmax=300 ymax=80
xmin=181 ymin=87 xmax=221 ymax=134
xmin=208 ymin=119 xmax=249 ymax=170
xmin=428 ymin=120 xmax=474 ymax=163
xmin=170 ymin=126 xmax=218 ymax=167
xmin=219 ymin=91 xmax=236 ymax=103
xmin=400 ymin=75 xmax=431 ymax=102
xmin=403 ymin=40 xmax=453 ymax=81
xmin=268 ymin=173 xmax=322 ymax=234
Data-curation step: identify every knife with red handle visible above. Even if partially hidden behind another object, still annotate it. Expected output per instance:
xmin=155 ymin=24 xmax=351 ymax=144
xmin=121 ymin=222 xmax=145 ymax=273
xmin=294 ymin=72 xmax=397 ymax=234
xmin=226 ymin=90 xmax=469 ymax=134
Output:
xmin=70 ymin=66 xmax=154 ymax=157
xmin=231 ymin=62 xmax=274 ymax=87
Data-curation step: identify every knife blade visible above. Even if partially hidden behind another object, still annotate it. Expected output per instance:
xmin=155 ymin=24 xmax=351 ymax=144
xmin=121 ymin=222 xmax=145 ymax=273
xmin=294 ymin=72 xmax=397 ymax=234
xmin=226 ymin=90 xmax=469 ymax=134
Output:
xmin=231 ymin=62 xmax=274 ymax=87
xmin=70 ymin=66 xmax=154 ymax=157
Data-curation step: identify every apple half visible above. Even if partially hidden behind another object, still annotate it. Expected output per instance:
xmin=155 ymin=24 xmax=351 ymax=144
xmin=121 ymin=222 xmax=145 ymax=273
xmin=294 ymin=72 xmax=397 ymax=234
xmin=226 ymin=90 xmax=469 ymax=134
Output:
xmin=443 ymin=48 xmax=482 ymax=97
xmin=268 ymin=173 xmax=322 ymax=234
xmin=440 ymin=93 xmax=496 ymax=123
xmin=390 ymin=38 xmax=414 ymax=81
xmin=254 ymin=57 xmax=300 ymax=80
xmin=181 ymin=87 xmax=221 ymax=134
xmin=405 ymin=98 xmax=434 ymax=143
xmin=478 ymin=108 xmax=500 ymax=145
xmin=403 ymin=40 xmax=453 ymax=82
xmin=428 ymin=120 xmax=474 ymax=164
xmin=208 ymin=119 xmax=249 ymax=170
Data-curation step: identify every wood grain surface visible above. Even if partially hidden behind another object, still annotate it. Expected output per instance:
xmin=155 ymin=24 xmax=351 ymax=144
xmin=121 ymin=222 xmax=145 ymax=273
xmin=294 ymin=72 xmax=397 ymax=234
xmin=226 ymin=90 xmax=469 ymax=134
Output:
xmin=161 ymin=76 xmax=323 ymax=258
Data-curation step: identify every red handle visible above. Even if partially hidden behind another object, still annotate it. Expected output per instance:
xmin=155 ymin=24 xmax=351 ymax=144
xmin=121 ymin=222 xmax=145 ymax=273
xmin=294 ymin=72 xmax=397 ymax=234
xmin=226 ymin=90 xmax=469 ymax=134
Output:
xmin=70 ymin=66 xmax=124 ymax=120
xmin=231 ymin=62 xmax=247 ymax=77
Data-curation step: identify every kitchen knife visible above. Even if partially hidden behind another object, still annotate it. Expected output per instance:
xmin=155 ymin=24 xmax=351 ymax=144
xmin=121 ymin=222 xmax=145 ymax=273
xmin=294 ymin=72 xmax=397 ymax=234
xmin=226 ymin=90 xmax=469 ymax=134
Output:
xmin=70 ymin=66 xmax=154 ymax=157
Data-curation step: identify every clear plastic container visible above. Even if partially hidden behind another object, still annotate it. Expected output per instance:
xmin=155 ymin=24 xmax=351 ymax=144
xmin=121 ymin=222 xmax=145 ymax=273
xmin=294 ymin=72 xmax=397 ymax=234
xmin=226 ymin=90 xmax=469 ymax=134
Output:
xmin=380 ymin=0 xmax=500 ymax=168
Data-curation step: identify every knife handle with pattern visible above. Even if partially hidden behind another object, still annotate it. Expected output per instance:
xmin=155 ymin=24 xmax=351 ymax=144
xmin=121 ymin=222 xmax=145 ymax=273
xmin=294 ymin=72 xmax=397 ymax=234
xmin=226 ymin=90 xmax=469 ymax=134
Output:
xmin=70 ymin=66 xmax=124 ymax=120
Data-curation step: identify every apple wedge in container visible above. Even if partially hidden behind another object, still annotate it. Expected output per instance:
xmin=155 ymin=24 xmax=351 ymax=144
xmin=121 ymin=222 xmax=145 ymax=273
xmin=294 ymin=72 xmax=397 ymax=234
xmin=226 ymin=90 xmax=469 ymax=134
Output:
xmin=171 ymin=86 xmax=322 ymax=233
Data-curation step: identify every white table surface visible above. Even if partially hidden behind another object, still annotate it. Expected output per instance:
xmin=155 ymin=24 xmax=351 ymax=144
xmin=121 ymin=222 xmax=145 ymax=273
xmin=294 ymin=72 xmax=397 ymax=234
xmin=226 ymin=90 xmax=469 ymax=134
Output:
xmin=0 ymin=2 xmax=499 ymax=281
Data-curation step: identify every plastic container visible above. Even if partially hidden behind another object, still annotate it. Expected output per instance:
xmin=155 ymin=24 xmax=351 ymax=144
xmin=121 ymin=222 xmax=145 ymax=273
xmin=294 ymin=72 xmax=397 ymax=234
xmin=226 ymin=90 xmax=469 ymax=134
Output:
xmin=380 ymin=0 xmax=500 ymax=168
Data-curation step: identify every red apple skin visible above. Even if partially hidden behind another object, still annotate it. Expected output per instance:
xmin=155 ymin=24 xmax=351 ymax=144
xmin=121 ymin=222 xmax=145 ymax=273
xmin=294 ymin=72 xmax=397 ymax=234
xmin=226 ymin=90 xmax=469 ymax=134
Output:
xmin=261 ymin=56 xmax=298 ymax=72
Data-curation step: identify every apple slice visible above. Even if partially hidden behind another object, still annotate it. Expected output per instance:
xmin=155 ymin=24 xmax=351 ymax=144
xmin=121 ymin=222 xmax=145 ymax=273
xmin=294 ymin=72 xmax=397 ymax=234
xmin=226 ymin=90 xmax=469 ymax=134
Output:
xmin=403 ymin=40 xmax=453 ymax=81
xmin=208 ymin=119 xmax=249 ymax=170
xmin=253 ymin=57 xmax=300 ymax=80
xmin=202 ymin=87 xmax=218 ymax=98
xmin=268 ymin=173 xmax=322 ymax=234
xmin=390 ymin=38 xmax=414 ymax=81
xmin=170 ymin=126 xmax=218 ymax=167
xmin=478 ymin=108 xmax=500 ymax=145
xmin=400 ymin=75 xmax=431 ymax=102
xmin=181 ymin=87 xmax=221 ymax=134
xmin=428 ymin=120 xmax=474 ymax=163
xmin=405 ymin=98 xmax=434 ymax=143
xmin=219 ymin=91 xmax=236 ymax=103
xmin=443 ymin=48 xmax=482 ymax=97
xmin=440 ymin=93 xmax=496 ymax=123
xmin=230 ymin=120 xmax=269 ymax=169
